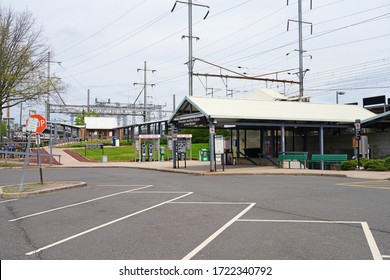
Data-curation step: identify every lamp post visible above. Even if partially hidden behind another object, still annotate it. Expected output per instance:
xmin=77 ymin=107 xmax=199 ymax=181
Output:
xmin=336 ymin=91 xmax=345 ymax=104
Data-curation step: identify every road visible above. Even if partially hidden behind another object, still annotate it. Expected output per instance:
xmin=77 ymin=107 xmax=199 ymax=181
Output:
xmin=1 ymin=167 xmax=389 ymax=260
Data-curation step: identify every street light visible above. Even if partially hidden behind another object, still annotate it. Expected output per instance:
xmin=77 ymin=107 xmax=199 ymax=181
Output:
xmin=336 ymin=91 xmax=345 ymax=104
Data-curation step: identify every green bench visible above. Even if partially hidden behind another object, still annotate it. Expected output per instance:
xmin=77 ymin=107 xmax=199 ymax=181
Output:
xmin=278 ymin=152 xmax=308 ymax=169
xmin=308 ymin=154 xmax=348 ymax=170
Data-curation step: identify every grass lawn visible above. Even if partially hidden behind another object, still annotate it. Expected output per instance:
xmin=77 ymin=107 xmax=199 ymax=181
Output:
xmin=72 ymin=143 xmax=209 ymax=162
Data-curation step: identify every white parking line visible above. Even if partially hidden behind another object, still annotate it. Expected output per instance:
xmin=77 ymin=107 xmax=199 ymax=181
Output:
xmin=9 ymin=185 xmax=154 ymax=222
xmin=382 ymin=255 xmax=390 ymax=259
xmin=133 ymin=191 xmax=190 ymax=194
xmin=25 ymin=192 xmax=193 ymax=256
xmin=96 ymin=185 xmax=150 ymax=187
xmin=182 ymin=203 xmax=256 ymax=260
xmin=361 ymin=222 xmax=383 ymax=260
xmin=238 ymin=219 xmax=362 ymax=224
xmin=170 ymin=201 xmax=254 ymax=205
xmin=238 ymin=219 xmax=383 ymax=260
xmin=0 ymin=199 xmax=18 ymax=204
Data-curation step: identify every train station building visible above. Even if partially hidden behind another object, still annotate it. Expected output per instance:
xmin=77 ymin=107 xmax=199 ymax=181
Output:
xmin=169 ymin=89 xmax=390 ymax=170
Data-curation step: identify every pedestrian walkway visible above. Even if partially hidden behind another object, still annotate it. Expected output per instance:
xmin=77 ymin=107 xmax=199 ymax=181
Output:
xmin=49 ymin=148 xmax=390 ymax=180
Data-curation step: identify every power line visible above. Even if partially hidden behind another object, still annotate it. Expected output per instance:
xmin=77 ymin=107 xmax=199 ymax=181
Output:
xmin=57 ymin=0 xmax=148 ymax=55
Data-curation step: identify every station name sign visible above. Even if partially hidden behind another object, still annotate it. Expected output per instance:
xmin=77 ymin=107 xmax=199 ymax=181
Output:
xmin=86 ymin=144 xmax=103 ymax=149
xmin=175 ymin=114 xmax=206 ymax=127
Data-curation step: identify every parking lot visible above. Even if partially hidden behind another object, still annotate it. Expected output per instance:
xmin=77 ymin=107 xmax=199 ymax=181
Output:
xmin=1 ymin=167 xmax=390 ymax=260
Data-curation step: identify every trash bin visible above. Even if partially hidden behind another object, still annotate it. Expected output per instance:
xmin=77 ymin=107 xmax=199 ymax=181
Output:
xmin=111 ymin=137 xmax=116 ymax=146
xmin=114 ymin=138 xmax=120 ymax=146
xmin=199 ymin=148 xmax=209 ymax=161
xmin=102 ymin=155 xmax=108 ymax=163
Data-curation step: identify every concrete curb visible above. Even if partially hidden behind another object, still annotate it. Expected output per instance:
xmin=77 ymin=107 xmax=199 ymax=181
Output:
xmin=0 ymin=182 xmax=87 ymax=199
xmin=46 ymin=164 xmax=390 ymax=179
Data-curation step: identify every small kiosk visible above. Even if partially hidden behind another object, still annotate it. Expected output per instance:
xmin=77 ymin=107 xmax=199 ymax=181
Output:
xmin=135 ymin=134 xmax=161 ymax=162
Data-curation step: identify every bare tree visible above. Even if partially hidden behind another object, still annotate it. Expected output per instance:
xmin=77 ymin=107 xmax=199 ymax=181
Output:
xmin=0 ymin=6 xmax=62 ymax=141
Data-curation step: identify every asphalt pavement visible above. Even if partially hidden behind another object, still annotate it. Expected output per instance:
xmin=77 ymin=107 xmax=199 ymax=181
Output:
xmin=1 ymin=166 xmax=390 ymax=260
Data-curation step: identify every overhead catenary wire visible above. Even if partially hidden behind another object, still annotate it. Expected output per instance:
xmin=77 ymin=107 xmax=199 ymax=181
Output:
xmin=56 ymin=0 xmax=148 ymax=55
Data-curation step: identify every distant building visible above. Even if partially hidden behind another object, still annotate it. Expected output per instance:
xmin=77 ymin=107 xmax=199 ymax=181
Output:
xmin=81 ymin=117 xmax=118 ymax=141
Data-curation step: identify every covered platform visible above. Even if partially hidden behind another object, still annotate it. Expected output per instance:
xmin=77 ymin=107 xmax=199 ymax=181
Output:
xmin=170 ymin=90 xmax=377 ymax=171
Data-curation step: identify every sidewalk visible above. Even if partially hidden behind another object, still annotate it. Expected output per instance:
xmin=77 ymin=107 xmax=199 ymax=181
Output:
xmin=50 ymin=148 xmax=390 ymax=180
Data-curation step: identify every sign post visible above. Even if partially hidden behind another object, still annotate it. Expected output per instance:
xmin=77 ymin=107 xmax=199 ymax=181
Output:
xmin=172 ymin=127 xmax=178 ymax=168
xmin=354 ymin=119 xmax=361 ymax=170
xmin=26 ymin=114 xmax=47 ymax=184
xmin=214 ymin=135 xmax=225 ymax=171
xmin=19 ymin=131 xmax=32 ymax=192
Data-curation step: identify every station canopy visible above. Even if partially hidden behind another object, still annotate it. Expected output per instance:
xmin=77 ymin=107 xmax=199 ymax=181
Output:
xmin=170 ymin=90 xmax=376 ymax=128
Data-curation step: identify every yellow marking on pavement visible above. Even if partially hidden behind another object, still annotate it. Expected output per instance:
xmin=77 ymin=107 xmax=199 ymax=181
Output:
xmin=337 ymin=180 xmax=390 ymax=190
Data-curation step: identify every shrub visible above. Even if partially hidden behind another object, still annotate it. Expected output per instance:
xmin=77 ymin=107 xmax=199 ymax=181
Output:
xmin=340 ymin=160 xmax=357 ymax=170
xmin=364 ymin=160 xmax=387 ymax=171
xmin=359 ymin=157 xmax=370 ymax=166
xmin=384 ymin=157 xmax=390 ymax=170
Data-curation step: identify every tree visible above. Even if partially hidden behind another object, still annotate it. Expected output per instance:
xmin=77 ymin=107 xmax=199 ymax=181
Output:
xmin=0 ymin=6 xmax=60 ymax=141
xmin=74 ymin=110 xmax=101 ymax=126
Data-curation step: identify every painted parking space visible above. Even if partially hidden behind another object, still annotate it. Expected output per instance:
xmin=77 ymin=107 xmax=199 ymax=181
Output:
xmin=190 ymin=219 xmax=381 ymax=260
xmin=37 ymin=202 xmax=252 ymax=259
xmin=2 ymin=177 xmax=388 ymax=260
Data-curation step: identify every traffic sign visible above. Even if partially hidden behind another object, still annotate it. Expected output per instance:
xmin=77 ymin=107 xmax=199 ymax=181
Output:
xmin=26 ymin=114 xmax=47 ymax=133
xmin=354 ymin=119 xmax=361 ymax=131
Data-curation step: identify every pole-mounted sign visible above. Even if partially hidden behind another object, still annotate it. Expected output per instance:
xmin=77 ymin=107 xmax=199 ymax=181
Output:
xmin=26 ymin=114 xmax=47 ymax=133
xmin=354 ymin=119 xmax=361 ymax=140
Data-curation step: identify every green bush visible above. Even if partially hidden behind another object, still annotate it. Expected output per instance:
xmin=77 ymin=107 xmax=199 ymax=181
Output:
xmin=384 ymin=157 xmax=390 ymax=170
xmin=364 ymin=159 xmax=387 ymax=171
xmin=359 ymin=157 xmax=370 ymax=166
xmin=340 ymin=160 xmax=357 ymax=170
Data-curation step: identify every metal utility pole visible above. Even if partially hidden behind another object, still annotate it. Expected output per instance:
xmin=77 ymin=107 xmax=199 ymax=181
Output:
xmin=134 ymin=61 xmax=156 ymax=122
xmin=287 ymin=0 xmax=313 ymax=101
xmin=46 ymin=52 xmax=61 ymax=121
xmin=87 ymin=89 xmax=90 ymax=113
xmin=171 ymin=1 xmax=209 ymax=96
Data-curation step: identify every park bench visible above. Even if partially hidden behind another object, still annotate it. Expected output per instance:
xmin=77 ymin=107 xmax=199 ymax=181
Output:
xmin=278 ymin=152 xmax=308 ymax=169
xmin=308 ymin=154 xmax=348 ymax=170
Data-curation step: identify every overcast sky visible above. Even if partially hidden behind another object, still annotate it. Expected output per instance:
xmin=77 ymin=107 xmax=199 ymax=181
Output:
xmin=3 ymin=0 xmax=390 ymax=123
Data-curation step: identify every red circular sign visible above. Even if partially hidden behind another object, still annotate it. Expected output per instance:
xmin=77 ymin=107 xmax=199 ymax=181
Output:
xmin=27 ymin=114 xmax=47 ymax=133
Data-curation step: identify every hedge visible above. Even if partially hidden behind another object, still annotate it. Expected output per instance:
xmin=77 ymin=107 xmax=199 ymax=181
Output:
xmin=340 ymin=157 xmax=390 ymax=171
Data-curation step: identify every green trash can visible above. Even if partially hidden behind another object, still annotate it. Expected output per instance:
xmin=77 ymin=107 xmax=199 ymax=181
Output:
xmin=199 ymin=148 xmax=209 ymax=161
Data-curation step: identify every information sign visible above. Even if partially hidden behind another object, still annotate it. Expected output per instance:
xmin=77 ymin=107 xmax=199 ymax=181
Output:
xmin=214 ymin=135 xmax=224 ymax=155
xmin=26 ymin=114 xmax=47 ymax=133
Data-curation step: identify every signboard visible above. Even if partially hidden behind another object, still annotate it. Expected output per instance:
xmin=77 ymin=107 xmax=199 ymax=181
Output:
xmin=174 ymin=113 xmax=206 ymax=127
xmin=352 ymin=136 xmax=359 ymax=148
xmin=176 ymin=116 xmax=205 ymax=127
xmin=354 ymin=119 xmax=361 ymax=140
xmin=177 ymin=134 xmax=192 ymax=138
xmin=354 ymin=119 xmax=361 ymax=130
xmin=138 ymin=134 xmax=161 ymax=139
xmin=363 ymin=95 xmax=386 ymax=107
xmin=26 ymin=118 xmax=38 ymax=132
xmin=177 ymin=138 xmax=186 ymax=154
xmin=85 ymin=144 xmax=104 ymax=157
xmin=214 ymin=135 xmax=224 ymax=155
xmin=86 ymin=144 xmax=103 ymax=149
xmin=26 ymin=114 xmax=47 ymax=133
